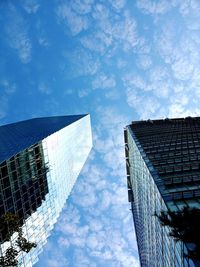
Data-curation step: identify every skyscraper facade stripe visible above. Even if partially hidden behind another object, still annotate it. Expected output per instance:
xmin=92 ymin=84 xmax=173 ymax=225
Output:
xmin=124 ymin=117 xmax=200 ymax=267
xmin=0 ymin=115 xmax=92 ymax=266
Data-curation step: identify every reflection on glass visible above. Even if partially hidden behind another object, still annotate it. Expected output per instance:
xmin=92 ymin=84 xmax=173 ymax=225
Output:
xmin=126 ymin=128 xmax=183 ymax=267
xmin=0 ymin=115 xmax=92 ymax=267
xmin=0 ymin=142 xmax=49 ymax=242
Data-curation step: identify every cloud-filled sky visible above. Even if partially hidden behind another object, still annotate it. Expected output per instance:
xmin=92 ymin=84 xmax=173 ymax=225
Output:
xmin=1 ymin=0 xmax=200 ymax=266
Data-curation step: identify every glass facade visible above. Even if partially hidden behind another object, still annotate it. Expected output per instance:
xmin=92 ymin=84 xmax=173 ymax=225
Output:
xmin=0 ymin=142 xmax=48 ymax=241
xmin=124 ymin=117 xmax=200 ymax=267
xmin=0 ymin=115 xmax=92 ymax=266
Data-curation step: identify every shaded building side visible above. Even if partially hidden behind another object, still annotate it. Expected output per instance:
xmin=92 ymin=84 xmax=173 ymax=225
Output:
xmin=124 ymin=117 xmax=200 ymax=267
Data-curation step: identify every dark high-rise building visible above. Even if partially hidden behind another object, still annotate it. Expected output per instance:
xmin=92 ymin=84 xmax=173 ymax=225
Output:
xmin=0 ymin=115 xmax=92 ymax=266
xmin=124 ymin=117 xmax=200 ymax=267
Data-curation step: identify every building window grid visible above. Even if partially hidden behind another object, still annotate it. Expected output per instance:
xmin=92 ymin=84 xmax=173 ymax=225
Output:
xmin=128 ymin=132 xmax=181 ymax=267
xmin=0 ymin=142 xmax=49 ymax=244
xmin=126 ymin=124 xmax=195 ymax=266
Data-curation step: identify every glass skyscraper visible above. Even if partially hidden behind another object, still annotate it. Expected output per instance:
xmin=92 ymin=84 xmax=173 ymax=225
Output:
xmin=0 ymin=114 xmax=92 ymax=266
xmin=124 ymin=117 xmax=200 ymax=267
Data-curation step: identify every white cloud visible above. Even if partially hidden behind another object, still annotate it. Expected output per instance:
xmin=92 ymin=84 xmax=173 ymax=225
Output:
xmin=56 ymin=4 xmax=89 ymax=36
xmin=190 ymin=69 xmax=200 ymax=98
xmin=92 ymin=73 xmax=116 ymax=89
xmin=38 ymin=82 xmax=51 ymax=95
xmin=178 ymin=0 xmax=200 ymax=20
xmin=0 ymin=96 xmax=8 ymax=120
xmin=81 ymin=164 xmax=108 ymax=191
xmin=148 ymin=66 xmax=171 ymax=98
xmin=154 ymin=14 xmax=200 ymax=85
xmin=73 ymin=249 xmax=96 ymax=267
xmin=123 ymin=66 xmax=171 ymax=99
xmin=87 ymin=218 xmax=103 ymax=232
xmin=108 ymin=0 xmax=127 ymax=11
xmin=154 ymin=22 xmax=177 ymax=64
xmin=87 ymin=234 xmax=99 ymax=249
xmin=123 ymin=72 xmax=148 ymax=91
xmin=20 ymin=0 xmax=40 ymax=13
xmin=98 ymin=190 xmax=112 ymax=210
xmin=178 ymin=0 xmax=192 ymax=16
xmin=168 ymin=103 xmax=200 ymax=118
xmin=87 ymin=225 xmax=139 ymax=266
xmin=111 ymin=11 xmax=138 ymax=50
xmin=171 ymin=57 xmax=194 ymax=80
xmin=168 ymin=103 xmax=186 ymax=118
xmin=92 ymin=3 xmax=110 ymax=21
xmin=57 ymin=237 xmax=69 ymax=248
xmin=4 ymin=4 xmax=32 ymax=63
xmin=92 ymin=5 xmax=139 ymax=51
xmin=0 ymin=80 xmax=17 ymax=120
xmin=105 ymin=89 xmax=119 ymax=100
xmin=126 ymin=88 xmax=160 ymax=119
xmin=95 ymin=106 xmax=129 ymax=131
xmin=64 ymin=48 xmax=100 ymax=77
xmin=71 ymin=0 xmax=93 ymax=15
xmin=69 ymin=226 xmax=89 ymax=248
xmin=136 ymin=54 xmax=152 ymax=70
xmin=47 ymin=257 xmax=69 ymax=267
xmin=136 ymin=0 xmax=172 ymax=15
xmin=90 ymin=107 xmax=130 ymax=180
xmin=79 ymin=5 xmax=139 ymax=54
xmin=80 ymin=31 xmax=112 ymax=54
xmin=1 ymin=80 xmax=16 ymax=94
xmin=135 ymin=37 xmax=151 ymax=54
xmin=117 ymin=58 xmax=127 ymax=69
xmin=173 ymin=93 xmax=188 ymax=106
xmin=72 ymin=182 xmax=97 ymax=208
xmin=78 ymin=88 xmax=90 ymax=98
xmin=38 ymin=38 xmax=49 ymax=47
xmin=40 ymin=241 xmax=69 ymax=267
xmin=167 ymin=89 xmax=199 ymax=118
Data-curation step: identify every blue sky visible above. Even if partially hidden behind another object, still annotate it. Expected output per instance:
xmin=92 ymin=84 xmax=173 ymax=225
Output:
xmin=1 ymin=0 xmax=200 ymax=266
